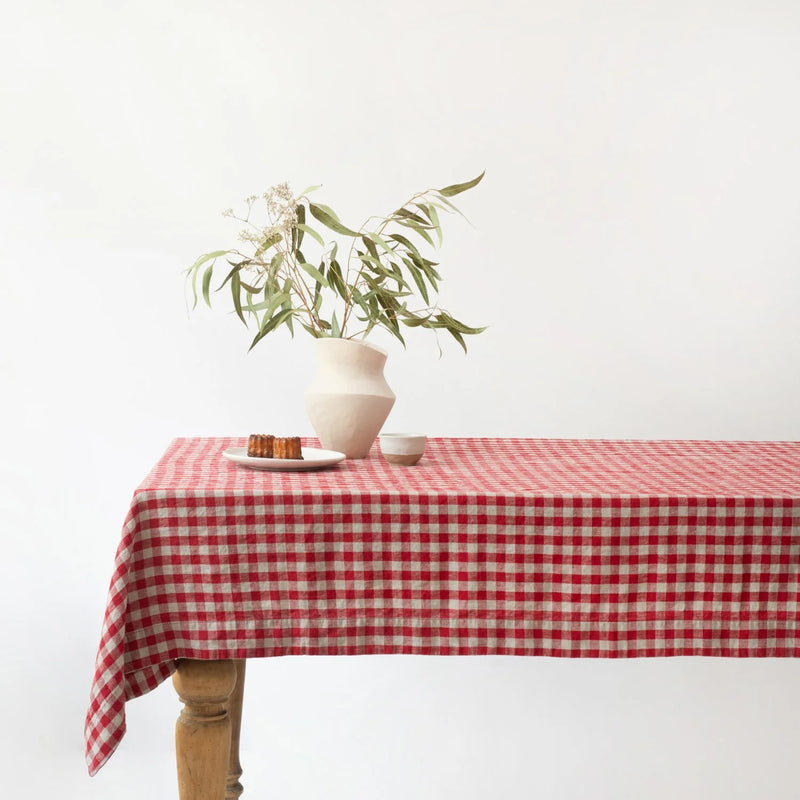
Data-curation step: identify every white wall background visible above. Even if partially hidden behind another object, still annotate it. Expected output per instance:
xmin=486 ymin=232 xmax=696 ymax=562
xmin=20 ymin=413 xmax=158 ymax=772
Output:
xmin=2 ymin=0 xmax=799 ymax=797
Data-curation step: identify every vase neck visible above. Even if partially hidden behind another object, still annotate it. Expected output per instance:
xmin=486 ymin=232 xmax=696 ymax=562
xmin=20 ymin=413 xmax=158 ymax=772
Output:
xmin=314 ymin=338 xmax=388 ymax=371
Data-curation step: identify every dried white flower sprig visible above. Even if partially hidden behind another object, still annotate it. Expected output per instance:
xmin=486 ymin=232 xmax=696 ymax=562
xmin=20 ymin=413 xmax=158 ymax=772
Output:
xmin=185 ymin=172 xmax=485 ymax=352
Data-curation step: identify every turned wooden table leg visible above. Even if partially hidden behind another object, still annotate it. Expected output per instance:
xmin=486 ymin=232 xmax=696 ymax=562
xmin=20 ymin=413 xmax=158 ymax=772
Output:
xmin=226 ymin=659 xmax=246 ymax=800
xmin=173 ymin=659 xmax=237 ymax=800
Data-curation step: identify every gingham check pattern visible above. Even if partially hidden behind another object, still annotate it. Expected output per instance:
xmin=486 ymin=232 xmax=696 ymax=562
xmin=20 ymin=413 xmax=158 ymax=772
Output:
xmin=86 ymin=437 xmax=800 ymax=775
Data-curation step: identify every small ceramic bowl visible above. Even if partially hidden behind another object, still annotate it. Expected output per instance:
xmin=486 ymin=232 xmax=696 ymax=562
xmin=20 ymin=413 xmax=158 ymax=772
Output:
xmin=379 ymin=433 xmax=427 ymax=466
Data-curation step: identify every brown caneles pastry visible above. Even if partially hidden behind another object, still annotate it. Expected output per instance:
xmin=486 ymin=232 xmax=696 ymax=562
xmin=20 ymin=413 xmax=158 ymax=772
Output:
xmin=273 ymin=436 xmax=303 ymax=459
xmin=247 ymin=434 xmax=274 ymax=458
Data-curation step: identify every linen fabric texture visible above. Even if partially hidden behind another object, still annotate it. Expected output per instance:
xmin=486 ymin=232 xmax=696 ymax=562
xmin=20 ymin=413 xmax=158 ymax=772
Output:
xmin=85 ymin=437 xmax=800 ymax=775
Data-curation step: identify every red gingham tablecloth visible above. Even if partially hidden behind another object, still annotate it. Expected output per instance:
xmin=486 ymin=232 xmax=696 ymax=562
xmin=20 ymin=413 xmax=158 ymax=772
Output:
xmin=86 ymin=437 xmax=800 ymax=775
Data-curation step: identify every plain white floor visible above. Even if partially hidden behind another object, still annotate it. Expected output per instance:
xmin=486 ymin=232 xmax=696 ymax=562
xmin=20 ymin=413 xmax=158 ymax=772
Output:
xmin=2 ymin=1 xmax=800 ymax=798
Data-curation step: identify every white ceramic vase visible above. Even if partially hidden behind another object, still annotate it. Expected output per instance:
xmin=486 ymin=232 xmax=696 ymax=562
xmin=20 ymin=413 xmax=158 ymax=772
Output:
xmin=305 ymin=338 xmax=396 ymax=458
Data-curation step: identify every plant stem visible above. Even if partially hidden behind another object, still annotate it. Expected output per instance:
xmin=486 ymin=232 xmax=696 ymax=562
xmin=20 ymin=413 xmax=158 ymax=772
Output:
xmin=280 ymin=240 xmax=320 ymax=334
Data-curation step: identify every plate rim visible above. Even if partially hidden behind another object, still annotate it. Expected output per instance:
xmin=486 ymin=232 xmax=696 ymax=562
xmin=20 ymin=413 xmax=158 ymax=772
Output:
xmin=222 ymin=445 xmax=346 ymax=470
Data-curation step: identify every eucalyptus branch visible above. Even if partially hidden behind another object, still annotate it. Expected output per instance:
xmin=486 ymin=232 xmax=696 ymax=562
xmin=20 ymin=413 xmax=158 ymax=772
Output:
xmin=185 ymin=172 xmax=485 ymax=352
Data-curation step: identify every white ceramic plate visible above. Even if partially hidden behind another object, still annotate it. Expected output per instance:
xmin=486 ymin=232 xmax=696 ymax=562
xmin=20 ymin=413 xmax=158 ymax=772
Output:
xmin=222 ymin=446 xmax=346 ymax=471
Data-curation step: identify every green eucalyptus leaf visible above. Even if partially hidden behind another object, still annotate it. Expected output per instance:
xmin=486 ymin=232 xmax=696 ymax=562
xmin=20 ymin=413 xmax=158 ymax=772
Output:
xmin=299 ymin=262 xmax=329 ymax=287
xmin=397 ymin=218 xmax=435 ymax=247
xmin=413 ymin=203 xmax=443 ymax=245
xmin=374 ymin=285 xmax=412 ymax=298
xmin=328 ymin=260 xmax=346 ymax=297
xmin=248 ymin=308 xmax=295 ymax=351
xmin=376 ymin=291 xmax=399 ymax=312
xmin=189 ymin=264 xmax=200 ymax=309
xmin=331 ymin=310 xmax=341 ymax=338
xmin=429 ymin=198 xmax=464 ymax=219
xmin=266 ymin=291 xmax=289 ymax=318
xmin=438 ymin=311 xmax=487 ymax=335
xmin=248 ymin=328 xmax=267 ymax=352
xmin=438 ymin=170 xmax=485 ymax=197
xmin=373 ymin=261 xmax=408 ymax=292
xmin=201 ymin=264 xmax=215 ymax=307
xmin=352 ymin=288 xmax=370 ymax=316
xmin=217 ymin=262 xmax=244 ymax=291
xmin=231 ymin=272 xmax=246 ymax=324
xmin=362 ymin=274 xmax=385 ymax=292
xmin=401 ymin=314 xmax=430 ymax=327
xmin=366 ymin=232 xmax=396 ymax=256
xmin=447 ymin=327 xmax=468 ymax=353
xmin=431 ymin=193 xmax=468 ymax=219
xmin=264 ymin=274 xmax=280 ymax=297
xmin=243 ymin=291 xmax=289 ymax=315
xmin=361 ymin=235 xmax=380 ymax=260
xmin=426 ymin=203 xmax=442 ymax=245
xmin=411 ymin=254 xmax=440 ymax=287
xmin=357 ymin=252 xmax=384 ymax=270
xmin=297 ymin=223 xmax=326 ymax=247
xmin=245 ymin=287 xmax=258 ymax=317
xmin=392 ymin=207 xmax=431 ymax=227
xmin=255 ymin=232 xmax=282 ymax=258
xmin=423 ymin=258 xmax=442 ymax=279
xmin=388 ymin=260 xmax=406 ymax=286
xmin=308 ymin=202 xmax=357 ymax=236
xmin=381 ymin=312 xmax=406 ymax=346
xmin=414 ymin=202 xmax=433 ymax=222
xmin=400 ymin=257 xmax=430 ymax=304
xmin=280 ymin=279 xmax=294 ymax=336
xmin=188 ymin=250 xmax=229 ymax=272
xmin=388 ymin=232 xmax=422 ymax=260
xmin=268 ymin=251 xmax=284 ymax=279
xmin=293 ymin=204 xmax=305 ymax=250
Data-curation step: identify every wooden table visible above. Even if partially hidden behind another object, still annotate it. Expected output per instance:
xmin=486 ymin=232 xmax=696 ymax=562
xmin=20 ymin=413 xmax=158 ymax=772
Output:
xmin=86 ymin=437 xmax=800 ymax=799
